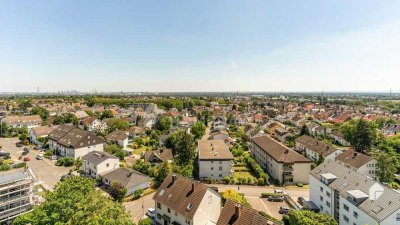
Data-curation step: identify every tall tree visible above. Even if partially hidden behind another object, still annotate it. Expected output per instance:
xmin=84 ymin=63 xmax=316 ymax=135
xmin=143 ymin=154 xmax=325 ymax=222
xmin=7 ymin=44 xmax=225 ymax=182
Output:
xmin=166 ymin=129 xmax=196 ymax=165
xmin=191 ymin=122 xmax=206 ymax=139
xmin=31 ymin=106 xmax=49 ymax=121
xmin=341 ymin=119 xmax=377 ymax=152
xmin=155 ymin=161 xmax=171 ymax=186
xmin=155 ymin=116 xmax=172 ymax=132
xmin=109 ymin=181 xmax=127 ymax=202
xmin=101 ymin=109 xmax=114 ymax=120
xmin=375 ymin=151 xmax=398 ymax=183
xmin=107 ymin=118 xmax=129 ymax=133
xmin=300 ymin=124 xmax=310 ymax=136
xmin=13 ymin=176 xmax=133 ymax=225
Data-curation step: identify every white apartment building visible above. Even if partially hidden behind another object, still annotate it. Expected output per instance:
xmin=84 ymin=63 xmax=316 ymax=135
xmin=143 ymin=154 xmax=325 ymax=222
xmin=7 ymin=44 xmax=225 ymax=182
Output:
xmin=336 ymin=150 xmax=378 ymax=181
xmin=310 ymin=160 xmax=400 ymax=225
xmin=153 ymin=174 xmax=221 ymax=225
xmin=0 ymin=169 xmax=35 ymax=223
xmin=82 ymin=151 xmax=119 ymax=178
xmin=198 ymin=140 xmax=234 ymax=180
xmin=251 ymin=134 xmax=311 ymax=185
xmin=2 ymin=115 xmax=42 ymax=130
xmin=48 ymin=124 xmax=104 ymax=159
xmin=295 ymin=135 xmax=343 ymax=162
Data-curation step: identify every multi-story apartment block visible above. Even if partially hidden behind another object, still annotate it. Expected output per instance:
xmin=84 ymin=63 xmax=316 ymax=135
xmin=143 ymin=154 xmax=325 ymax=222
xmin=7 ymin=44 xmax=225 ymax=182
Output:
xmin=198 ymin=140 xmax=234 ymax=180
xmin=0 ymin=169 xmax=35 ymax=223
xmin=153 ymin=174 xmax=221 ymax=225
xmin=336 ymin=150 xmax=378 ymax=181
xmin=295 ymin=135 xmax=343 ymax=162
xmin=48 ymin=124 xmax=104 ymax=159
xmin=251 ymin=134 xmax=311 ymax=185
xmin=310 ymin=160 xmax=400 ymax=225
xmin=2 ymin=115 xmax=42 ymax=130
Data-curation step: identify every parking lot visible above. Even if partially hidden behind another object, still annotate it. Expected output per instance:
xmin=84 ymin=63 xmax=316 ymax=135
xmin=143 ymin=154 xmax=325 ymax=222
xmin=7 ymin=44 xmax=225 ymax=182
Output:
xmin=0 ymin=137 xmax=71 ymax=190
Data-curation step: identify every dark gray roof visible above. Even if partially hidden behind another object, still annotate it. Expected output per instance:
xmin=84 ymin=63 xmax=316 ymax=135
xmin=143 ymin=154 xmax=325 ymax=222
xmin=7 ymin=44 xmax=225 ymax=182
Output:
xmin=82 ymin=151 xmax=118 ymax=165
xmin=0 ymin=169 xmax=29 ymax=185
xmin=311 ymin=160 xmax=400 ymax=222
xmin=49 ymin=124 xmax=104 ymax=149
xmin=102 ymin=168 xmax=150 ymax=188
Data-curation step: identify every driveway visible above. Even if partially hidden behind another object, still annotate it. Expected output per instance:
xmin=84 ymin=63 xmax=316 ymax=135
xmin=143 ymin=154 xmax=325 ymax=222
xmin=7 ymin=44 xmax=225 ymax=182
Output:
xmin=124 ymin=193 xmax=155 ymax=224
xmin=0 ymin=137 xmax=71 ymax=190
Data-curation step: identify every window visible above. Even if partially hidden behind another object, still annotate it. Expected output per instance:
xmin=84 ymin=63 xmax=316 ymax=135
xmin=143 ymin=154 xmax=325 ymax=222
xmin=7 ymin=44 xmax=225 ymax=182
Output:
xmin=185 ymin=218 xmax=191 ymax=224
xmin=168 ymin=208 xmax=170 ymax=213
xmin=211 ymin=167 xmax=214 ymax=170
xmin=343 ymin=215 xmax=349 ymax=223
xmin=157 ymin=202 xmax=161 ymax=209
xmin=326 ymin=191 xmax=331 ymax=198
xmin=320 ymin=187 xmax=323 ymax=192
xmin=320 ymin=196 xmax=323 ymax=202
xmin=106 ymin=163 xmax=109 ymax=167
xmin=157 ymin=213 xmax=161 ymax=220
xmin=219 ymin=166 xmax=222 ymax=171
xmin=219 ymin=174 xmax=222 ymax=177
xmin=219 ymin=161 xmax=222 ymax=164
xmin=353 ymin=211 xmax=358 ymax=219
xmin=343 ymin=204 xmax=349 ymax=212
xmin=208 ymin=195 xmax=212 ymax=204
xmin=326 ymin=201 xmax=330 ymax=208
xmin=396 ymin=213 xmax=400 ymax=221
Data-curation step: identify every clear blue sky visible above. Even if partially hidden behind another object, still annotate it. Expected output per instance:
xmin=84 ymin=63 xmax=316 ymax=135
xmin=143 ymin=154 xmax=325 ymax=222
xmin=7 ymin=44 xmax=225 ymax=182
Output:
xmin=1 ymin=0 xmax=400 ymax=92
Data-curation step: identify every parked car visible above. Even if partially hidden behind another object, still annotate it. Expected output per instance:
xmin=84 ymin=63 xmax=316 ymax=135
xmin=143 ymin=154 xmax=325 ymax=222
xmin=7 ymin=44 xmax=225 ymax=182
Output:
xmin=268 ymin=195 xmax=284 ymax=202
xmin=279 ymin=206 xmax=290 ymax=214
xmin=50 ymin=155 xmax=58 ymax=160
xmin=23 ymin=147 xmax=30 ymax=151
xmin=36 ymin=154 xmax=44 ymax=160
xmin=23 ymin=157 xmax=30 ymax=161
xmin=60 ymin=174 xmax=73 ymax=181
xmin=147 ymin=208 xmax=156 ymax=218
xmin=22 ymin=151 xmax=29 ymax=156
xmin=274 ymin=189 xmax=286 ymax=195
xmin=16 ymin=142 xmax=23 ymax=147
xmin=297 ymin=197 xmax=306 ymax=206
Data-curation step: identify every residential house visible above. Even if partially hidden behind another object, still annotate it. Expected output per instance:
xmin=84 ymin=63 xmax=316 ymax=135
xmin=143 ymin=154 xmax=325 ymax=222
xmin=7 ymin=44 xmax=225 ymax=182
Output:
xmin=106 ymin=130 xmax=129 ymax=149
xmin=336 ymin=150 xmax=378 ymax=181
xmin=0 ymin=169 xmax=35 ymax=223
xmin=144 ymin=148 xmax=173 ymax=166
xmin=330 ymin=130 xmax=350 ymax=146
xmin=48 ymin=124 xmax=104 ymax=159
xmin=29 ymin=126 xmax=54 ymax=145
xmin=2 ymin=115 xmax=42 ymax=130
xmin=82 ymin=151 xmax=119 ymax=178
xmin=216 ymin=199 xmax=277 ymax=225
xmin=73 ymin=110 xmax=89 ymax=119
xmin=381 ymin=124 xmax=400 ymax=137
xmin=274 ymin=127 xmax=293 ymax=142
xmin=127 ymin=126 xmax=144 ymax=139
xmin=153 ymin=174 xmax=222 ymax=225
xmin=309 ymin=160 xmax=400 ymax=225
xmin=79 ymin=116 xmax=107 ymax=132
xmin=251 ymin=134 xmax=311 ymax=185
xmin=295 ymin=135 xmax=343 ymax=162
xmin=290 ymin=115 xmax=306 ymax=128
xmin=102 ymin=168 xmax=150 ymax=196
xmin=198 ymin=140 xmax=234 ymax=180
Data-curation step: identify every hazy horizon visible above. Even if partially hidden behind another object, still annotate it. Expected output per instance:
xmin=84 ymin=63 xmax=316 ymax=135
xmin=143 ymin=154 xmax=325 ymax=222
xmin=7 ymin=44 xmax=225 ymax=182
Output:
xmin=1 ymin=1 xmax=400 ymax=93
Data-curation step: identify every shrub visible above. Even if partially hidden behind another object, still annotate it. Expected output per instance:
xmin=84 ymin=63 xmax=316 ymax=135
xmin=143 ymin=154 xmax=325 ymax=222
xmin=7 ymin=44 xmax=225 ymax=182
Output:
xmin=56 ymin=157 xmax=74 ymax=167
xmin=297 ymin=183 xmax=304 ymax=187
xmin=258 ymin=178 xmax=264 ymax=186
xmin=223 ymin=176 xmax=231 ymax=184
xmin=133 ymin=189 xmax=144 ymax=199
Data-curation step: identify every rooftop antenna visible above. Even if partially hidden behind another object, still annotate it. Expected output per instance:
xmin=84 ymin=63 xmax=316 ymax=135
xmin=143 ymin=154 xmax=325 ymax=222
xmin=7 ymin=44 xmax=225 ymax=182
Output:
xmin=37 ymin=86 xmax=40 ymax=97
xmin=390 ymin=88 xmax=392 ymax=97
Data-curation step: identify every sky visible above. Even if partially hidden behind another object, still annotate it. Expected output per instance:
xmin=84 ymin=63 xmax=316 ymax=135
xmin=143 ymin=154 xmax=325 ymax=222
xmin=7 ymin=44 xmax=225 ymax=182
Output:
xmin=1 ymin=0 xmax=400 ymax=93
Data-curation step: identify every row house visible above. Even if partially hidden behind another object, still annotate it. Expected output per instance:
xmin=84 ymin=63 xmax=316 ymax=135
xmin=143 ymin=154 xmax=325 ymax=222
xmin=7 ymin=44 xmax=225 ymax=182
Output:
xmin=295 ymin=135 xmax=343 ymax=162
xmin=2 ymin=115 xmax=42 ymax=130
xmin=336 ymin=150 xmax=378 ymax=181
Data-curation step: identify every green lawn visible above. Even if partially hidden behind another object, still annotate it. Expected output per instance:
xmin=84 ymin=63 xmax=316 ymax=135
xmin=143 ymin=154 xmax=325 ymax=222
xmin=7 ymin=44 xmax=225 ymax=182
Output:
xmin=133 ymin=146 xmax=149 ymax=155
xmin=233 ymin=171 xmax=256 ymax=181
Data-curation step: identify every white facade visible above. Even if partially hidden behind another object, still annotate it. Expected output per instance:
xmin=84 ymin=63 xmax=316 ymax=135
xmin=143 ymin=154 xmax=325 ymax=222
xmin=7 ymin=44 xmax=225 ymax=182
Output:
xmin=154 ymin=189 xmax=221 ymax=225
xmin=198 ymin=159 xmax=233 ymax=180
xmin=83 ymin=157 xmax=119 ymax=178
xmin=49 ymin=139 xmax=104 ymax=159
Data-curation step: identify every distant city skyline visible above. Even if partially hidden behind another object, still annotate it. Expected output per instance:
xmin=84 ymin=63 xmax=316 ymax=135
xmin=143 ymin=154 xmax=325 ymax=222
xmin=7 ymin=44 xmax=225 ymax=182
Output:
xmin=1 ymin=1 xmax=400 ymax=92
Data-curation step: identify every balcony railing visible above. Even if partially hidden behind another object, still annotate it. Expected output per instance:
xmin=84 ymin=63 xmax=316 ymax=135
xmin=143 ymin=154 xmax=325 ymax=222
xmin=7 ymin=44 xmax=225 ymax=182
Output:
xmin=283 ymin=166 xmax=294 ymax=171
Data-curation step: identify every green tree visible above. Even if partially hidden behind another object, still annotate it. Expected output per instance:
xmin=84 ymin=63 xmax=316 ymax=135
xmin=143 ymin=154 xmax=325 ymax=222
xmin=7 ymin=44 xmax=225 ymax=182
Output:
xmin=107 ymin=118 xmax=129 ymax=133
xmin=288 ymin=210 xmax=337 ymax=225
xmin=105 ymin=144 xmax=122 ymax=155
xmin=155 ymin=116 xmax=172 ymax=132
xmin=13 ymin=176 xmax=133 ymax=225
xmin=101 ymin=109 xmax=114 ymax=120
xmin=64 ymin=113 xmax=79 ymax=126
xmin=139 ymin=218 xmax=152 ymax=225
xmin=31 ymin=106 xmax=49 ymax=121
xmin=191 ymin=122 xmax=206 ymax=139
xmin=341 ymin=119 xmax=377 ymax=152
xmin=300 ymin=124 xmax=310 ymax=136
xmin=74 ymin=157 xmax=83 ymax=170
xmin=221 ymin=189 xmax=251 ymax=207
xmin=166 ymin=129 xmax=196 ymax=165
xmin=155 ymin=161 xmax=171 ymax=185
xmin=376 ymin=151 xmax=398 ymax=183
xmin=109 ymin=181 xmax=127 ymax=202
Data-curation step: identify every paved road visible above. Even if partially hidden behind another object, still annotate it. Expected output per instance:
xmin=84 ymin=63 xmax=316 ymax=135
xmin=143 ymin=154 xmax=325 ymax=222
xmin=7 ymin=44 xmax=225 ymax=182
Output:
xmin=0 ymin=137 xmax=71 ymax=190
xmin=201 ymin=124 xmax=212 ymax=140
xmin=124 ymin=193 xmax=155 ymax=224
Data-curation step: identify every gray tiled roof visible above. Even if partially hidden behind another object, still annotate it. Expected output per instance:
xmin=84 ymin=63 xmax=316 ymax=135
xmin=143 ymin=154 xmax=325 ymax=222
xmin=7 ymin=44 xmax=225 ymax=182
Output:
xmin=82 ymin=151 xmax=118 ymax=166
xmin=0 ymin=169 xmax=29 ymax=185
xmin=310 ymin=160 xmax=400 ymax=222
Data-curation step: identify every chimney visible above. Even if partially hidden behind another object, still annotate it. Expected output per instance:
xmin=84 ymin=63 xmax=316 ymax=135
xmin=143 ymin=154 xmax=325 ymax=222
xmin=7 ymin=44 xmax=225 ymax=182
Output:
xmin=191 ymin=182 xmax=195 ymax=192
xmin=284 ymin=149 xmax=289 ymax=154
xmin=353 ymin=152 xmax=357 ymax=158
xmin=235 ymin=204 xmax=242 ymax=219
xmin=172 ymin=174 xmax=177 ymax=184
xmin=160 ymin=149 xmax=163 ymax=154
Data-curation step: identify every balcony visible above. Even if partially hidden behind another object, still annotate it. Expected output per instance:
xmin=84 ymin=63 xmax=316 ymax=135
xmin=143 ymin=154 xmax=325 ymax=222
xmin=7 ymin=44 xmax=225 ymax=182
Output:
xmin=0 ymin=203 xmax=31 ymax=222
xmin=0 ymin=180 xmax=32 ymax=192
xmin=283 ymin=166 xmax=294 ymax=172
